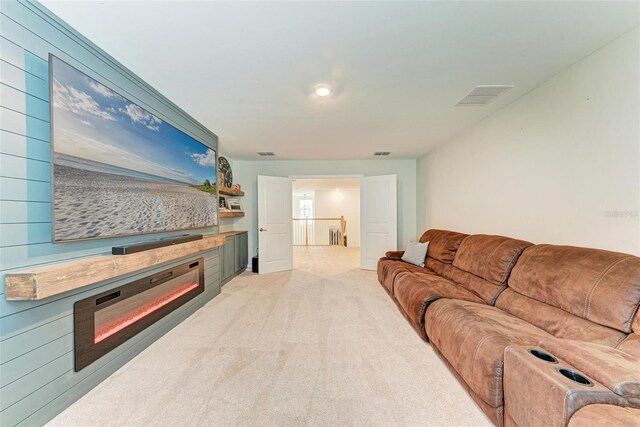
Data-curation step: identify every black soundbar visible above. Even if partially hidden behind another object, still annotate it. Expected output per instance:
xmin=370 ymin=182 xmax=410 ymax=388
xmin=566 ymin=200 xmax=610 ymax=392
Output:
xmin=112 ymin=234 xmax=203 ymax=255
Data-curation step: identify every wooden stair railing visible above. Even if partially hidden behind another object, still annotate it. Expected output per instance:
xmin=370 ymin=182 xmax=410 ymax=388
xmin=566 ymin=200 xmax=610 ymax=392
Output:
xmin=292 ymin=217 xmax=347 ymax=247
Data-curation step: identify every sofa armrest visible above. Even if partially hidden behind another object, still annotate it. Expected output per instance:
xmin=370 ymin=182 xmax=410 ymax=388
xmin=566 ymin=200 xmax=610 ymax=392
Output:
xmin=568 ymin=404 xmax=640 ymax=427
xmin=539 ymin=339 xmax=640 ymax=404
xmin=503 ymin=345 xmax=627 ymax=427
xmin=385 ymin=250 xmax=405 ymax=260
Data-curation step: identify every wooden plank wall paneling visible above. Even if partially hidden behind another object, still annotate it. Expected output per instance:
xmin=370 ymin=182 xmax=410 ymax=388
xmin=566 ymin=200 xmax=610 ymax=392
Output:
xmin=0 ymin=1 xmax=222 ymax=425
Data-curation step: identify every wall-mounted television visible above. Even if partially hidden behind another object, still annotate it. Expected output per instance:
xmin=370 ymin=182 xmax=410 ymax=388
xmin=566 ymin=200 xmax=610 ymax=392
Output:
xmin=50 ymin=55 xmax=218 ymax=242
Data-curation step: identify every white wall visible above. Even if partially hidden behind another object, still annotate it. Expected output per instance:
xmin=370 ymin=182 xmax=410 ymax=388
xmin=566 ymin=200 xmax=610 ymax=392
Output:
xmin=315 ymin=189 xmax=361 ymax=247
xmin=416 ymin=28 xmax=640 ymax=254
xmin=233 ymin=159 xmax=416 ymax=258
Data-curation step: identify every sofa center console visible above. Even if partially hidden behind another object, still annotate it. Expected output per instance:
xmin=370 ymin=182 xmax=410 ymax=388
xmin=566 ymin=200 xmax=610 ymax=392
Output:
xmin=503 ymin=346 xmax=627 ymax=427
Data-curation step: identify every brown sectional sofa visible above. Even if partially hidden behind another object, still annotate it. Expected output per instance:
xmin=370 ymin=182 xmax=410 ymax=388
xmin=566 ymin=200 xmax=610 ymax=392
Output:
xmin=377 ymin=229 xmax=640 ymax=427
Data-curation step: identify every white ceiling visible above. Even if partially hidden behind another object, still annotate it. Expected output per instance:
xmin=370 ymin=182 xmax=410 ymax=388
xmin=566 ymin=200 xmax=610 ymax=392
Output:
xmin=42 ymin=1 xmax=640 ymax=160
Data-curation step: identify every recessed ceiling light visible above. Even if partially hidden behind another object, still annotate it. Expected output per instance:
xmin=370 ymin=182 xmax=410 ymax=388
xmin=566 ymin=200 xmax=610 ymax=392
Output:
xmin=314 ymin=85 xmax=331 ymax=97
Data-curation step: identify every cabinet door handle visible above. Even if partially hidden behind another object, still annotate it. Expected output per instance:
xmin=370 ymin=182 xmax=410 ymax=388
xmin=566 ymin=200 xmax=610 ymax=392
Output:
xmin=260 ymin=228 xmax=268 ymax=232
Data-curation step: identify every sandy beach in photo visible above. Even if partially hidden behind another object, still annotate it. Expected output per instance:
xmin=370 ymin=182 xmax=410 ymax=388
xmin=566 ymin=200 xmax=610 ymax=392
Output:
xmin=54 ymin=164 xmax=218 ymax=241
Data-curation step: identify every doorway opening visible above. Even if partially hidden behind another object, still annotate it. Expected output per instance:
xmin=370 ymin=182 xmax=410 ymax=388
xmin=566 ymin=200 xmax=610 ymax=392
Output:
xmin=257 ymin=173 xmax=396 ymax=274
xmin=292 ymin=178 xmax=361 ymax=267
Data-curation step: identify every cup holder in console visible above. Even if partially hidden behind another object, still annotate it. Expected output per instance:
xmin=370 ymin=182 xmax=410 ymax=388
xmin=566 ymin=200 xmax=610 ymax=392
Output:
xmin=558 ymin=368 xmax=593 ymax=387
xmin=528 ymin=349 xmax=558 ymax=363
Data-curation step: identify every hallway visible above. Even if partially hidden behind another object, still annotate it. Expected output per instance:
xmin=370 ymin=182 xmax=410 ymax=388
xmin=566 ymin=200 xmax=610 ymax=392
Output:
xmin=293 ymin=246 xmax=359 ymax=272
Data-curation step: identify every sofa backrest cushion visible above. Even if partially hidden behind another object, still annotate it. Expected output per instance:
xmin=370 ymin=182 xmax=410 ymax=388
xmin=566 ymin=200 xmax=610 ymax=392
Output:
xmin=452 ymin=234 xmax=532 ymax=284
xmin=442 ymin=268 xmax=504 ymax=305
xmin=508 ymin=244 xmax=640 ymax=333
xmin=425 ymin=257 xmax=453 ymax=277
xmin=418 ymin=229 xmax=467 ymax=264
xmin=624 ymin=311 xmax=640 ymax=358
xmin=617 ymin=334 xmax=640 ymax=359
xmin=434 ymin=234 xmax=532 ymax=305
xmin=496 ymin=289 xmax=626 ymax=347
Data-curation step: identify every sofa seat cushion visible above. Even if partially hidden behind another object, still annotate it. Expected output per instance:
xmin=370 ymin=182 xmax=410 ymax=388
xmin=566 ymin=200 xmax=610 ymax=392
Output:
xmin=568 ymin=404 xmax=640 ymax=427
xmin=377 ymin=258 xmax=434 ymax=295
xmin=425 ymin=299 xmax=553 ymax=408
xmin=393 ymin=272 xmax=483 ymax=339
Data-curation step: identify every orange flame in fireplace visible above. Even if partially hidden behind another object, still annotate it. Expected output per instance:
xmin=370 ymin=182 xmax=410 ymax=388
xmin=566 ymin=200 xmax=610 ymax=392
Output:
xmin=94 ymin=282 xmax=199 ymax=344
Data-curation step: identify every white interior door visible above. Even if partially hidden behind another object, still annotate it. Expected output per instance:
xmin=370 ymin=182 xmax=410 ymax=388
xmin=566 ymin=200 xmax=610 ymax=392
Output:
xmin=360 ymin=174 xmax=397 ymax=270
xmin=258 ymin=175 xmax=293 ymax=274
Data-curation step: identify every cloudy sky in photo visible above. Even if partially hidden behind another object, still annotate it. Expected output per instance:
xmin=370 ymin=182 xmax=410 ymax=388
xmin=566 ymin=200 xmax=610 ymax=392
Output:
xmin=51 ymin=56 xmax=216 ymax=185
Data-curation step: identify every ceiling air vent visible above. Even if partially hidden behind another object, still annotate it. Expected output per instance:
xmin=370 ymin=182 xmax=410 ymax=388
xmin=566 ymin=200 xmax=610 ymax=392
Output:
xmin=374 ymin=152 xmax=391 ymax=156
xmin=257 ymin=152 xmax=275 ymax=156
xmin=456 ymin=85 xmax=514 ymax=106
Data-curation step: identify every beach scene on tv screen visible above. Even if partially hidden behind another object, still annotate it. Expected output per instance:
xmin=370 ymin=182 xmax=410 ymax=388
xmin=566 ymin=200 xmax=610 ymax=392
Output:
xmin=51 ymin=56 xmax=218 ymax=241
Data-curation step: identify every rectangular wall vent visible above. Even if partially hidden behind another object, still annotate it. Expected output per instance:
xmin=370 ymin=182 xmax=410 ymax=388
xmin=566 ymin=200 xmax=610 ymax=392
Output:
xmin=456 ymin=85 xmax=514 ymax=106
xmin=257 ymin=152 xmax=275 ymax=156
xmin=374 ymin=152 xmax=391 ymax=156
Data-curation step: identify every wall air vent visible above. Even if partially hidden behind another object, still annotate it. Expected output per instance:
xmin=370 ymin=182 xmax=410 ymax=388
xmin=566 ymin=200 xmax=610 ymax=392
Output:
xmin=257 ymin=152 xmax=275 ymax=156
xmin=456 ymin=85 xmax=514 ymax=106
xmin=374 ymin=152 xmax=391 ymax=156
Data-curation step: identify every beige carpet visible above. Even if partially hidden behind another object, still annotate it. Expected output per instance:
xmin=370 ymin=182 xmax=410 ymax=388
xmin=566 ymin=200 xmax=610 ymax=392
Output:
xmin=48 ymin=247 xmax=491 ymax=427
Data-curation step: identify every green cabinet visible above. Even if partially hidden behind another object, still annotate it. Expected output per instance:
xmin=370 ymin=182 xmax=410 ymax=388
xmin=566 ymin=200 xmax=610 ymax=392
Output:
xmin=235 ymin=233 xmax=248 ymax=272
xmin=223 ymin=235 xmax=235 ymax=281
xmin=220 ymin=231 xmax=248 ymax=285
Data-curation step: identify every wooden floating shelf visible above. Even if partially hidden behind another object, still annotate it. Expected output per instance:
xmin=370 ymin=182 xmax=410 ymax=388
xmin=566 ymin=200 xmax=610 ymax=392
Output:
xmin=4 ymin=234 xmax=226 ymax=301
xmin=218 ymin=186 xmax=244 ymax=197
xmin=219 ymin=211 xmax=245 ymax=218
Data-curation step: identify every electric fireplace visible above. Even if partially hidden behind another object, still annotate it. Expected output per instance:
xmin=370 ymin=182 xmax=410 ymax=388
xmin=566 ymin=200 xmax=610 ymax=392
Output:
xmin=74 ymin=258 xmax=204 ymax=371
